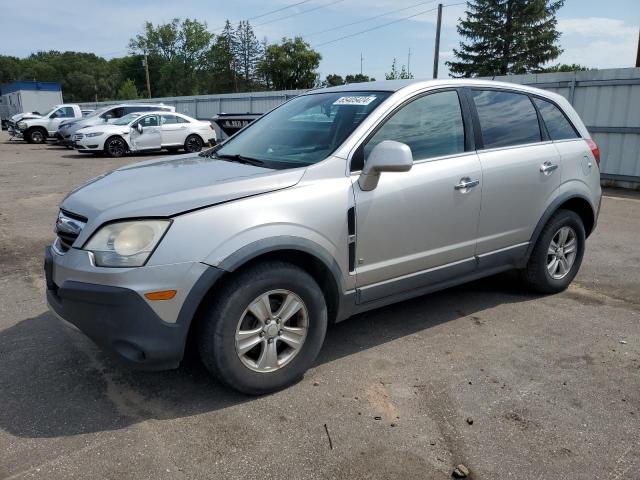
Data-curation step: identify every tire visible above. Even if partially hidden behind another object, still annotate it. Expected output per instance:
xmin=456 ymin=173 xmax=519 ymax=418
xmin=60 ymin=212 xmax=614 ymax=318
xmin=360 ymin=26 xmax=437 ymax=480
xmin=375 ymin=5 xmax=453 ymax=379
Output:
xmin=104 ymin=136 xmax=127 ymax=158
xmin=184 ymin=134 xmax=204 ymax=153
xmin=522 ymin=209 xmax=585 ymax=294
xmin=27 ymin=128 xmax=47 ymax=144
xmin=198 ymin=261 xmax=328 ymax=395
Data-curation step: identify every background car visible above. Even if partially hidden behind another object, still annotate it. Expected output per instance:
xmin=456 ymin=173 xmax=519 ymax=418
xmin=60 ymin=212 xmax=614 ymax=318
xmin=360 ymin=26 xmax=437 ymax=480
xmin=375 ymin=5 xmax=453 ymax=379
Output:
xmin=72 ymin=111 xmax=216 ymax=157
xmin=57 ymin=103 xmax=175 ymax=146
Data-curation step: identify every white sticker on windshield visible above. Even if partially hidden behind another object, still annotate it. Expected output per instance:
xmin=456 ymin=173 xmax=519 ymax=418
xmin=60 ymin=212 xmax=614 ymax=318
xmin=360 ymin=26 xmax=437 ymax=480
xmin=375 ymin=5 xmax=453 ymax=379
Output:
xmin=333 ymin=95 xmax=377 ymax=106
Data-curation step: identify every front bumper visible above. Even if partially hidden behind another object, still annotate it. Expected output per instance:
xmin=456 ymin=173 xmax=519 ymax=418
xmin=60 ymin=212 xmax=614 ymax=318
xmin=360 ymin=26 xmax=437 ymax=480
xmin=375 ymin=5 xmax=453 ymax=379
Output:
xmin=45 ymin=246 xmax=221 ymax=369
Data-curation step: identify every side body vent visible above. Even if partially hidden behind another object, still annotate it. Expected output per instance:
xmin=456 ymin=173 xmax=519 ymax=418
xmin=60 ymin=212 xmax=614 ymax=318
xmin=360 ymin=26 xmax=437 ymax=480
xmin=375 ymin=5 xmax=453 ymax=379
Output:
xmin=347 ymin=207 xmax=356 ymax=272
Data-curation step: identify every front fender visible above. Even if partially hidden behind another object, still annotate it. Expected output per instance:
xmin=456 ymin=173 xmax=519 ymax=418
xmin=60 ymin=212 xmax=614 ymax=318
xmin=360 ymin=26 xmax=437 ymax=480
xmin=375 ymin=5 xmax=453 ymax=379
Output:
xmin=215 ymin=235 xmax=347 ymax=292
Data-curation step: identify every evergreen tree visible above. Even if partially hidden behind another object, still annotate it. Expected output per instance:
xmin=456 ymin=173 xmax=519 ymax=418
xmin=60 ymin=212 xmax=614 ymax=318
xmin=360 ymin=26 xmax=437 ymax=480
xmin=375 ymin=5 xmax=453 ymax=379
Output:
xmin=207 ymin=20 xmax=240 ymax=92
xmin=234 ymin=21 xmax=263 ymax=89
xmin=447 ymin=0 xmax=565 ymax=77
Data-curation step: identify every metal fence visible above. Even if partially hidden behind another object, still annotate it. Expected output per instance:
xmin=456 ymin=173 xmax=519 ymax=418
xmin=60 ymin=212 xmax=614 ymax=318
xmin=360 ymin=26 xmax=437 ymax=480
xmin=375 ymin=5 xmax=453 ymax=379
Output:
xmin=487 ymin=68 xmax=640 ymax=185
xmin=80 ymin=67 xmax=640 ymax=185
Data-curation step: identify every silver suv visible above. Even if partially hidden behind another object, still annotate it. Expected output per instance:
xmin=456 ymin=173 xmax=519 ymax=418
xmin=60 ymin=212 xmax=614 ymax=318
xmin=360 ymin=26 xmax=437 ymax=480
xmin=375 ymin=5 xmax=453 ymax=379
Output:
xmin=45 ymin=80 xmax=601 ymax=394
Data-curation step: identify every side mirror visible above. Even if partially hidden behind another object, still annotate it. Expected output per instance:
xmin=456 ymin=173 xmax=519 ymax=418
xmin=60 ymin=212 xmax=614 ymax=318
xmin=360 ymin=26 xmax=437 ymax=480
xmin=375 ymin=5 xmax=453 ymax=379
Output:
xmin=358 ymin=140 xmax=413 ymax=191
xmin=136 ymin=123 xmax=143 ymax=134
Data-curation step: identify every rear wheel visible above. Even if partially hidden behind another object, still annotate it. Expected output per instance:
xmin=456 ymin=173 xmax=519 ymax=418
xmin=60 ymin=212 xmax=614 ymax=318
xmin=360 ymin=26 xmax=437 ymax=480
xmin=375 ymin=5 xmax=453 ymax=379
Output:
xmin=27 ymin=128 xmax=47 ymax=144
xmin=184 ymin=134 xmax=203 ymax=153
xmin=522 ymin=209 xmax=585 ymax=293
xmin=104 ymin=136 xmax=127 ymax=158
xmin=198 ymin=261 xmax=327 ymax=395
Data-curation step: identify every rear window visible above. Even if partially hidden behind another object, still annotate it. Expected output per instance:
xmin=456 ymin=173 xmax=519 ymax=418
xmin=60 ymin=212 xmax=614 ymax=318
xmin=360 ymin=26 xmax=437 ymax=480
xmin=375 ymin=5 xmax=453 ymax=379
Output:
xmin=472 ymin=90 xmax=541 ymax=149
xmin=533 ymin=97 xmax=579 ymax=140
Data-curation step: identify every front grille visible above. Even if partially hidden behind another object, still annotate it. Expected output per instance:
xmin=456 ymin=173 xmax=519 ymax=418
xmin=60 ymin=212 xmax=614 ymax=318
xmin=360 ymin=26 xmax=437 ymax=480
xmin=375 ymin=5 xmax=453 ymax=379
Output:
xmin=54 ymin=210 xmax=87 ymax=253
xmin=73 ymin=133 xmax=84 ymax=141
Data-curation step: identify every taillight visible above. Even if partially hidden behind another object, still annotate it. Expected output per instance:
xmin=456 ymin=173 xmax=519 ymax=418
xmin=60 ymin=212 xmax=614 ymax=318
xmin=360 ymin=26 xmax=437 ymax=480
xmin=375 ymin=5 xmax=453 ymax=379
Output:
xmin=586 ymin=139 xmax=600 ymax=167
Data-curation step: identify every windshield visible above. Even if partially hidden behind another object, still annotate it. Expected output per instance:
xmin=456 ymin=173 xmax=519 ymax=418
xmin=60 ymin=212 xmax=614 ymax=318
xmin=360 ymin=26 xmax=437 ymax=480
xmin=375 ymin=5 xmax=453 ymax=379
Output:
xmin=213 ymin=91 xmax=391 ymax=168
xmin=113 ymin=113 xmax=142 ymax=125
xmin=40 ymin=107 xmax=58 ymax=117
xmin=88 ymin=106 xmax=111 ymax=118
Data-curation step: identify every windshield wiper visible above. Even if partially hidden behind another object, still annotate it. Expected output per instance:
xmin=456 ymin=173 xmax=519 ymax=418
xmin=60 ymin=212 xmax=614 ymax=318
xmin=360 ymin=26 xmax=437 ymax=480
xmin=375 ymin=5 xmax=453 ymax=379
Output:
xmin=214 ymin=153 xmax=265 ymax=166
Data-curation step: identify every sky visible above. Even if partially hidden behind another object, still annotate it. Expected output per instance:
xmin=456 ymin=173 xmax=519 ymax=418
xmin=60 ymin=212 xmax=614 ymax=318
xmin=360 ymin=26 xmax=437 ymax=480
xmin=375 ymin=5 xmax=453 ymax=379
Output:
xmin=1 ymin=0 xmax=639 ymax=81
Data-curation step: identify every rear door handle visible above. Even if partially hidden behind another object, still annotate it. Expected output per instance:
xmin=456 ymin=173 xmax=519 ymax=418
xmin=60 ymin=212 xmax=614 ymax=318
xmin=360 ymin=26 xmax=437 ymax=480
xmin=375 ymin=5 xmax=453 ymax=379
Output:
xmin=540 ymin=161 xmax=558 ymax=174
xmin=454 ymin=178 xmax=480 ymax=191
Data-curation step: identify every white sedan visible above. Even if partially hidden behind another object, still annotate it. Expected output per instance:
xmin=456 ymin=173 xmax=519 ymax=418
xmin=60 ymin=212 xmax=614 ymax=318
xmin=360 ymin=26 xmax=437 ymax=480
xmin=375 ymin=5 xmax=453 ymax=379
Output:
xmin=72 ymin=111 xmax=216 ymax=157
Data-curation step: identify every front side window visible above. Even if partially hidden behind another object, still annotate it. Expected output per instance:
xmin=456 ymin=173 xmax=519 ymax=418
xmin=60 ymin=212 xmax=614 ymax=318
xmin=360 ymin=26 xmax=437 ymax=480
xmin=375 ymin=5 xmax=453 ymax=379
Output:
xmin=134 ymin=115 xmax=159 ymax=128
xmin=62 ymin=107 xmax=75 ymax=117
xmin=363 ymin=90 xmax=465 ymax=164
xmin=472 ymin=90 xmax=541 ymax=149
xmin=214 ymin=91 xmax=391 ymax=169
xmin=533 ymin=97 xmax=579 ymax=140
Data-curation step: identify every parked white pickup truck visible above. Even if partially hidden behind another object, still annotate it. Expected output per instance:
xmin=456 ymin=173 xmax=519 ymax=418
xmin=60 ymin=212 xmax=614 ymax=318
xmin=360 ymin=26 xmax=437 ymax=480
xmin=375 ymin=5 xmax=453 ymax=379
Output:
xmin=16 ymin=104 xmax=83 ymax=143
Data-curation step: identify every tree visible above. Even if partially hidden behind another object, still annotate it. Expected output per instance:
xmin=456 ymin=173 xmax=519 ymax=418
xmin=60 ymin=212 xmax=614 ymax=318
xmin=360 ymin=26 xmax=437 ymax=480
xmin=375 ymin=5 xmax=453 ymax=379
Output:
xmin=542 ymin=63 xmax=589 ymax=72
xmin=116 ymin=79 xmax=140 ymax=99
xmin=257 ymin=37 xmax=321 ymax=90
xmin=129 ymin=18 xmax=214 ymax=96
xmin=385 ymin=58 xmax=413 ymax=80
xmin=324 ymin=74 xmax=344 ymax=86
xmin=345 ymin=73 xmax=374 ymax=83
xmin=448 ymin=0 xmax=565 ymax=77
xmin=234 ymin=21 xmax=263 ymax=89
xmin=205 ymin=20 xmax=239 ymax=93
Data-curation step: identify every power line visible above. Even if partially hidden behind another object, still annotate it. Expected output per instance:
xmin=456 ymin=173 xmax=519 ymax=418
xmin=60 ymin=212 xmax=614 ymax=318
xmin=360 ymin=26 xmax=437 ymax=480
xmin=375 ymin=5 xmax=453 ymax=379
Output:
xmin=255 ymin=0 xmax=345 ymax=28
xmin=305 ymin=0 xmax=437 ymax=38
xmin=314 ymin=2 xmax=464 ymax=48
xmin=213 ymin=0 xmax=316 ymax=30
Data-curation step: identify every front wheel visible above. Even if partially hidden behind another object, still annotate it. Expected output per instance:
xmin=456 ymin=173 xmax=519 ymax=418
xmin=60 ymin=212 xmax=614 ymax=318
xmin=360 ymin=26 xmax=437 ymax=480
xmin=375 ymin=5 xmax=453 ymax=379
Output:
xmin=27 ymin=128 xmax=47 ymax=144
xmin=521 ymin=209 xmax=586 ymax=294
xmin=184 ymin=134 xmax=203 ymax=153
xmin=104 ymin=136 xmax=127 ymax=158
xmin=198 ymin=261 xmax=328 ymax=395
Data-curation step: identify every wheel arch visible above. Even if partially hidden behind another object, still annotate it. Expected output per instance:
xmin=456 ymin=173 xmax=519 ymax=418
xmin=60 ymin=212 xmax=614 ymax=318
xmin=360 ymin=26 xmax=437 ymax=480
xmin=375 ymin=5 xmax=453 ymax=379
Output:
xmin=182 ymin=238 xmax=346 ymax=357
xmin=524 ymin=192 xmax=596 ymax=265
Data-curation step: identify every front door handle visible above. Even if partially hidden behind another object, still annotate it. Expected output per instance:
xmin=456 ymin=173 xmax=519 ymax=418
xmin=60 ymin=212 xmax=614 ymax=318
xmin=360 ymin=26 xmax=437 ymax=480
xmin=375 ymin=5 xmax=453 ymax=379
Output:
xmin=454 ymin=178 xmax=480 ymax=191
xmin=540 ymin=161 xmax=558 ymax=175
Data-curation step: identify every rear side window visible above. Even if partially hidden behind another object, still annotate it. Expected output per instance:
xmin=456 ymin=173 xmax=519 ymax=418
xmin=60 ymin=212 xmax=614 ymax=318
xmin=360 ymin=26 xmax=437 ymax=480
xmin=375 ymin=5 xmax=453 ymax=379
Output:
xmin=176 ymin=116 xmax=191 ymax=123
xmin=364 ymin=90 xmax=466 ymax=162
xmin=161 ymin=114 xmax=178 ymax=125
xmin=533 ymin=98 xmax=579 ymax=140
xmin=472 ymin=90 xmax=541 ymax=149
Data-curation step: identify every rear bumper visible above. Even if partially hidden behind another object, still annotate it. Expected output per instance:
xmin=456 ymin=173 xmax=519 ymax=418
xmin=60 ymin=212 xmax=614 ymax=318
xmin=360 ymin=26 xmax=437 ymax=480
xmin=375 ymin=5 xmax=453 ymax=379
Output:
xmin=45 ymin=246 xmax=223 ymax=370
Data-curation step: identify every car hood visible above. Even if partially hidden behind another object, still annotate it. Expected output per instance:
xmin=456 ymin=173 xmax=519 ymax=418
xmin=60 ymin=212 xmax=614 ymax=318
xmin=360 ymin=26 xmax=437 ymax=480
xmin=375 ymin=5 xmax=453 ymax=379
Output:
xmin=61 ymin=152 xmax=305 ymax=224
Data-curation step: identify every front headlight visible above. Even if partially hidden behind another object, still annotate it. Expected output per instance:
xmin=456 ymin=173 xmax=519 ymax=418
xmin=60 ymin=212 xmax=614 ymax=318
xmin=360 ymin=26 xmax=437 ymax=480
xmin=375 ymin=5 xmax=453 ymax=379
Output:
xmin=84 ymin=220 xmax=171 ymax=267
xmin=85 ymin=132 xmax=103 ymax=137
xmin=17 ymin=121 xmax=27 ymax=130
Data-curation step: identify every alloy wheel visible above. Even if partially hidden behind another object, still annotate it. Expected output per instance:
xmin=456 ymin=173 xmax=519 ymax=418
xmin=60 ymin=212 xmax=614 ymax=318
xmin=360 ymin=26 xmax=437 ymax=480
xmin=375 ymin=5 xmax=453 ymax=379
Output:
xmin=235 ymin=289 xmax=309 ymax=373
xmin=107 ymin=138 xmax=125 ymax=157
xmin=186 ymin=136 xmax=203 ymax=152
xmin=547 ymin=226 xmax=577 ymax=280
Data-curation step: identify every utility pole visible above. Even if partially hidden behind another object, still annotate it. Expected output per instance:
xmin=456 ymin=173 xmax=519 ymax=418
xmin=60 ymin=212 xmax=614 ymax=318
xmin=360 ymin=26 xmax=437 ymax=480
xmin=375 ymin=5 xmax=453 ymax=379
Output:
xmin=408 ymin=48 xmax=411 ymax=76
xmin=143 ymin=52 xmax=152 ymax=99
xmin=433 ymin=3 xmax=443 ymax=79
xmin=360 ymin=53 xmax=363 ymax=75
xmin=636 ymin=28 xmax=640 ymax=68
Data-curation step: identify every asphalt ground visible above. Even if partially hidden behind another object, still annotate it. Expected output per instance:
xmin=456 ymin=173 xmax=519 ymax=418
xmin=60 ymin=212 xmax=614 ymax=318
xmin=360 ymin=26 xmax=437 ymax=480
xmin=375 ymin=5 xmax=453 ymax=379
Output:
xmin=0 ymin=131 xmax=638 ymax=479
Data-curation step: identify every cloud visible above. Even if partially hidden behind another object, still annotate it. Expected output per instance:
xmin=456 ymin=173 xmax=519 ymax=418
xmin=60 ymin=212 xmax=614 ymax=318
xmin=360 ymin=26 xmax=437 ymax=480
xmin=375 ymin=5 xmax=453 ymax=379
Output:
xmin=558 ymin=17 xmax=638 ymax=39
xmin=556 ymin=17 xmax=639 ymax=68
